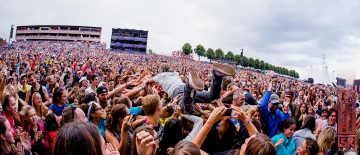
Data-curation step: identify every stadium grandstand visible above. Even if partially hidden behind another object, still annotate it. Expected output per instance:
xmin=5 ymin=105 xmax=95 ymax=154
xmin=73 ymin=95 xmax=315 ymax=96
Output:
xmin=15 ymin=25 xmax=102 ymax=42
xmin=110 ymin=28 xmax=148 ymax=53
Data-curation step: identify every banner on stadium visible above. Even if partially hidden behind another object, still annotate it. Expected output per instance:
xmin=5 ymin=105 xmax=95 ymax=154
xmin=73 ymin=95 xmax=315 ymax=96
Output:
xmin=337 ymin=88 xmax=357 ymax=152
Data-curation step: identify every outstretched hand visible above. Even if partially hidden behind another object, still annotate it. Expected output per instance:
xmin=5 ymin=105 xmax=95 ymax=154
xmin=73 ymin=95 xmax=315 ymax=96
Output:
xmin=136 ymin=130 xmax=158 ymax=155
xmin=207 ymin=106 xmax=226 ymax=124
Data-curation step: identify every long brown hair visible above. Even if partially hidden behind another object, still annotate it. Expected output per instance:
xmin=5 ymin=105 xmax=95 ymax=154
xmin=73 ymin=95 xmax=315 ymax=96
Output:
xmin=171 ymin=141 xmax=200 ymax=155
xmin=54 ymin=120 xmax=102 ymax=155
xmin=244 ymin=133 xmax=276 ymax=155
xmin=106 ymin=104 xmax=128 ymax=132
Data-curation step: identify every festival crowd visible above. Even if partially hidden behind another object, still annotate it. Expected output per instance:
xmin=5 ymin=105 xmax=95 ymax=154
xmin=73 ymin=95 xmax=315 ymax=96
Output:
xmin=0 ymin=41 xmax=358 ymax=155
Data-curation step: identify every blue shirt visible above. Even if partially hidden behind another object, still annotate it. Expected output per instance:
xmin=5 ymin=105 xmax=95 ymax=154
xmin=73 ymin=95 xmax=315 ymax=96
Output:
xmin=130 ymin=106 xmax=142 ymax=115
xmin=98 ymin=118 xmax=106 ymax=139
xmin=271 ymin=133 xmax=296 ymax=155
xmin=293 ymin=128 xmax=316 ymax=148
xmin=259 ymin=91 xmax=290 ymax=138
xmin=49 ymin=103 xmax=69 ymax=116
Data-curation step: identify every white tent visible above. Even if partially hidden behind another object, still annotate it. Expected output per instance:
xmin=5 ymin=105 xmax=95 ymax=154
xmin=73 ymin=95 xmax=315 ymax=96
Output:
xmin=305 ymin=65 xmax=335 ymax=84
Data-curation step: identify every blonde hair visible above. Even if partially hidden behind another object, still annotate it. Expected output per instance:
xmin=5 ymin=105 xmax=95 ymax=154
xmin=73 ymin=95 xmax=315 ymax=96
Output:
xmin=20 ymin=105 xmax=35 ymax=125
xmin=317 ymin=127 xmax=336 ymax=152
xmin=32 ymin=92 xmax=46 ymax=117
xmin=20 ymin=105 xmax=33 ymax=117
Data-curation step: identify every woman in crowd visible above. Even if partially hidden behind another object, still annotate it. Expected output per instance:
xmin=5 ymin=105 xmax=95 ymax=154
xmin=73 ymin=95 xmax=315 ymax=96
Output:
xmin=81 ymin=101 xmax=107 ymax=139
xmin=307 ymin=105 xmax=320 ymax=119
xmin=317 ymin=127 xmax=336 ymax=155
xmin=105 ymin=104 xmax=130 ymax=155
xmin=54 ymin=120 xmax=119 ymax=155
xmin=247 ymin=106 xmax=261 ymax=122
xmin=271 ymin=119 xmax=296 ymax=155
xmin=32 ymin=92 xmax=49 ymax=120
xmin=48 ymin=87 xmax=69 ymax=116
xmin=293 ymin=115 xmax=316 ymax=148
xmin=43 ymin=113 xmax=60 ymax=155
xmin=239 ymin=133 xmax=276 ymax=155
xmin=320 ymin=108 xmax=337 ymax=132
xmin=20 ymin=105 xmax=45 ymax=155
xmin=295 ymin=138 xmax=319 ymax=155
xmin=18 ymin=74 xmax=31 ymax=110
xmin=294 ymin=103 xmax=308 ymax=130
xmin=0 ymin=116 xmax=24 ymax=155
xmin=1 ymin=94 xmax=21 ymax=136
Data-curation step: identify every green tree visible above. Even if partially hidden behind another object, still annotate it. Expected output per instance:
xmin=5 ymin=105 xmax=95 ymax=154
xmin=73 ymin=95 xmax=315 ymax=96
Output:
xmin=182 ymin=43 xmax=193 ymax=55
xmin=254 ymin=59 xmax=260 ymax=69
xmin=225 ymin=51 xmax=235 ymax=62
xmin=242 ymin=56 xmax=249 ymax=67
xmin=215 ymin=48 xmax=224 ymax=60
xmin=260 ymin=60 xmax=265 ymax=70
xmin=206 ymin=48 xmax=215 ymax=62
xmin=265 ymin=63 xmax=270 ymax=70
xmin=194 ymin=44 xmax=206 ymax=60
xmin=248 ymin=57 xmax=255 ymax=68
xmin=234 ymin=54 xmax=241 ymax=65
xmin=295 ymin=72 xmax=299 ymax=78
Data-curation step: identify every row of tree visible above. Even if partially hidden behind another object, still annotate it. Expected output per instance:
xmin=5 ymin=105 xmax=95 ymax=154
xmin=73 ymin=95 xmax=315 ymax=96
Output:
xmin=182 ymin=43 xmax=300 ymax=78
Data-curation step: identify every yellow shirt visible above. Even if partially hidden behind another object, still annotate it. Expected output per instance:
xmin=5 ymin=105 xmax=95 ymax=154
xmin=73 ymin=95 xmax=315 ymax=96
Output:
xmin=19 ymin=85 xmax=31 ymax=93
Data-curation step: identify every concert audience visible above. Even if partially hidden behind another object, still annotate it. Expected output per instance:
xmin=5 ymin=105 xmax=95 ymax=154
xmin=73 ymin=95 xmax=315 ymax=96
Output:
xmin=0 ymin=40 xmax=355 ymax=155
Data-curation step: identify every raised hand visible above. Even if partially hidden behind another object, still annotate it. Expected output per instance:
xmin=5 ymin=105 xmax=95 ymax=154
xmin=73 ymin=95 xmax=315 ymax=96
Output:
xmin=172 ymin=95 xmax=182 ymax=105
xmin=11 ymin=142 xmax=24 ymax=155
xmin=231 ymin=106 xmax=248 ymax=123
xmin=207 ymin=106 xmax=227 ymax=124
xmin=106 ymin=143 xmax=120 ymax=155
xmin=136 ymin=130 xmax=158 ymax=155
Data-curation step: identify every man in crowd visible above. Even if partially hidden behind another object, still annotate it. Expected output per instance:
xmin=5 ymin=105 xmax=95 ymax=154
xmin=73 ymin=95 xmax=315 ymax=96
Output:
xmin=259 ymin=81 xmax=290 ymax=138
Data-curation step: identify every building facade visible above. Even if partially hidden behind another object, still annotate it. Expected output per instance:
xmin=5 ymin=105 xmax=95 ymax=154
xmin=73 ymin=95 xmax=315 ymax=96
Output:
xmin=15 ymin=25 xmax=102 ymax=42
xmin=110 ymin=28 xmax=148 ymax=53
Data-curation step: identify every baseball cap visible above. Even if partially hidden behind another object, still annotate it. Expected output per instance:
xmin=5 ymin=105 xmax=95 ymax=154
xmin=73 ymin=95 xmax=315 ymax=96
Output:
xmin=270 ymin=94 xmax=280 ymax=104
xmin=96 ymin=86 xmax=108 ymax=94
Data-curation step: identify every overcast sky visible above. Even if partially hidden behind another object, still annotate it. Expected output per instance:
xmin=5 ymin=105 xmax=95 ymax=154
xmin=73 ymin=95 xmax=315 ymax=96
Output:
xmin=1 ymin=0 xmax=359 ymax=82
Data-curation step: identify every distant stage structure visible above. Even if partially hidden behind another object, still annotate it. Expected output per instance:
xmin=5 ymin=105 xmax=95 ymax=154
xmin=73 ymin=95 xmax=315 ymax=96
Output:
xmin=110 ymin=28 xmax=148 ymax=53
xmin=15 ymin=25 xmax=102 ymax=42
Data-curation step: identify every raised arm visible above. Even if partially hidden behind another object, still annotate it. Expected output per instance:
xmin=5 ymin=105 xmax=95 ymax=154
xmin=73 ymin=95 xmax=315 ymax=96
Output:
xmin=108 ymin=80 xmax=135 ymax=98
xmin=182 ymin=114 xmax=204 ymax=141
xmin=192 ymin=106 xmax=226 ymax=147
xmin=232 ymin=106 xmax=258 ymax=136
xmin=258 ymin=81 xmax=273 ymax=111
